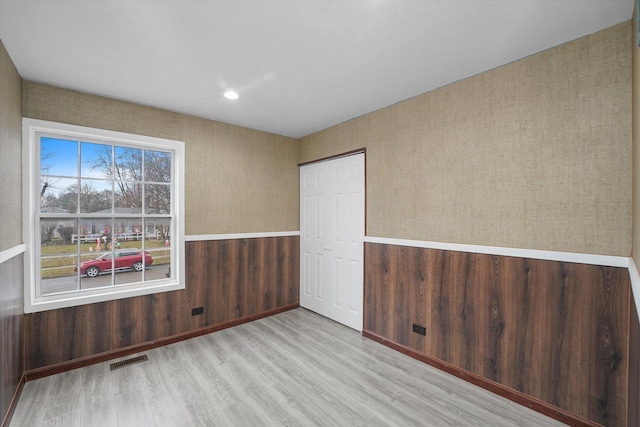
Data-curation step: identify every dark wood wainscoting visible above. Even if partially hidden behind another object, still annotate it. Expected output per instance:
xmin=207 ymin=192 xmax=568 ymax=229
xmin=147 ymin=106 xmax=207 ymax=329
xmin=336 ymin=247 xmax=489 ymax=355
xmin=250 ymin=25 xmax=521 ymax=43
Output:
xmin=364 ymin=242 xmax=632 ymax=427
xmin=25 ymin=236 xmax=299 ymax=372
xmin=629 ymin=297 xmax=639 ymax=427
xmin=0 ymin=252 xmax=24 ymax=427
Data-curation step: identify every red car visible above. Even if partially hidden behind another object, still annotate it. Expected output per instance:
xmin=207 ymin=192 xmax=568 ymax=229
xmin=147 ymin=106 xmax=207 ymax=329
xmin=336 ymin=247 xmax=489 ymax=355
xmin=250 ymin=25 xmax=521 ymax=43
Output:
xmin=75 ymin=250 xmax=153 ymax=278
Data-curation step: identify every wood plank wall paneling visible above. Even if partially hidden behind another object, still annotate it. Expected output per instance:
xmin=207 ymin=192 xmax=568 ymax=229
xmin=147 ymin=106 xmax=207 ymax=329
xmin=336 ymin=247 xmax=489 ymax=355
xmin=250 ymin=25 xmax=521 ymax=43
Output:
xmin=629 ymin=297 xmax=640 ymax=427
xmin=24 ymin=236 xmax=299 ymax=371
xmin=364 ymin=243 xmax=631 ymax=427
xmin=0 ymin=253 xmax=24 ymax=427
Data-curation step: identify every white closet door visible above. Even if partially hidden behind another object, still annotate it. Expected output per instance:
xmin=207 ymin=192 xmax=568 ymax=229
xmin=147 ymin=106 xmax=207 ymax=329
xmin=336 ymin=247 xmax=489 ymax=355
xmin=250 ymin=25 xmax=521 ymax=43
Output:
xmin=300 ymin=153 xmax=364 ymax=331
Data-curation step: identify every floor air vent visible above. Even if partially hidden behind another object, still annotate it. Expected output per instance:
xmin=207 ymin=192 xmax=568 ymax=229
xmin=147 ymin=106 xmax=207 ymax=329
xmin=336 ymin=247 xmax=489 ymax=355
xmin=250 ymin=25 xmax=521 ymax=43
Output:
xmin=110 ymin=354 xmax=148 ymax=371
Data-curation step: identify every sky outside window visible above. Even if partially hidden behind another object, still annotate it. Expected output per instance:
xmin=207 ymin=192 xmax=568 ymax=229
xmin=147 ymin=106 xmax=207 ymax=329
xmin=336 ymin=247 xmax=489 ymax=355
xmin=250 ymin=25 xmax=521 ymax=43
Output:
xmin=40 ymin=137 xmax=78 ymax=177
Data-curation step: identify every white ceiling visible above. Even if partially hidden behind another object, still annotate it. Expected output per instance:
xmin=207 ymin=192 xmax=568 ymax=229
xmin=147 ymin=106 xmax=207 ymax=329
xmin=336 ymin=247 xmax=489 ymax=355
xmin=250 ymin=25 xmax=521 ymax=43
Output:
xmin=0 ymin=0 xmax=634 ymax=138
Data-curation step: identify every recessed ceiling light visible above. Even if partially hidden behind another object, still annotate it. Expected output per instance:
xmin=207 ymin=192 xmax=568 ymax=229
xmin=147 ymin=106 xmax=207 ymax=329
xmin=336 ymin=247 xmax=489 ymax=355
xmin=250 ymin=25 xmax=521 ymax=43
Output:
xmin=224 ymin=90 xmax=239 ymax=100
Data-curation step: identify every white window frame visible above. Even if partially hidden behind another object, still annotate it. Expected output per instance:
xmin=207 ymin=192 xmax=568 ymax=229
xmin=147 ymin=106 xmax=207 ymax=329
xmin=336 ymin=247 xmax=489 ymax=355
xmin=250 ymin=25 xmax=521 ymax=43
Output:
xmin=22 ymin=118 xmax=185 ymax=313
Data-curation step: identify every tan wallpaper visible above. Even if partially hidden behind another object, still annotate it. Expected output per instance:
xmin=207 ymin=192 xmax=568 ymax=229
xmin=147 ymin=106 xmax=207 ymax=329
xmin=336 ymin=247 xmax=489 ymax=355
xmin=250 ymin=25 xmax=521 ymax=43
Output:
xmin=0 ymin=40 xmax=23 ymax=252
xmin=22 ymin=82 xmax=300 ymax=235
xmin=300 ymin=22 xmax=632 ymax=256
xmin=633 ymin=3 xmax=640 ymax=267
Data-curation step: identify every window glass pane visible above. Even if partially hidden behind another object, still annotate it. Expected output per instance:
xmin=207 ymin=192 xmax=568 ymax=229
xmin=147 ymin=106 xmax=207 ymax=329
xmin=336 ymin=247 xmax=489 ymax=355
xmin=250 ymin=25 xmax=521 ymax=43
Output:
xmin=115 ymin=147 xmax=142 ymax=181
xmin=78 ymin=218 xmax=106 ymax=243
xmin=144 ymin=150 xmax=171 ymax=183
xmin=113 ymin=218 xmax=146 ymax=286
xmin=81 ymin=142 xmax=112 ymax=179
xmin=40 ymin=177 xmax=77 ymax=214
xmin=79 ymin=250 xmax=116 ymax=288
xmin=113 ymin=249 xmax=148 ymax=286
xmin=40 ymin=218 xmax=79 ymax=295
xmin=79 ymin=234 xmax=111 ymax=292
xmin=40 ymin=137 xmax=77 ymax=178
xmin=145 ymin=183 xmax=171 ymax=214
xmin=80 ymin=179 xmax=112 ymax=213
xmin=146 ymin=218 xmax=172 ymax=280
xmin=114 ymin=219 xmax=145 ymax=241
xmin=79 ymin=219 xmax=114 ymax=288
xmin=115 ymin=182 xmax=142 ymax=213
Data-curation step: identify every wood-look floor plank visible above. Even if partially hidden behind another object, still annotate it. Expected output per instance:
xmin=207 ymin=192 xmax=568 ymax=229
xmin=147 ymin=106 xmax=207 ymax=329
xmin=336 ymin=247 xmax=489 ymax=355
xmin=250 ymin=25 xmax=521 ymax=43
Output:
xmin=113 ymin=389 xmax=155 ymax=427
xmin=248 ymin=318 xmax=429 ymax=425
xmin=267 ymin=309 xmax=519 ymax=426
xmin=40 ymin=369 xmax=83 ymax=424
xmin=226 ymin=326 xmax=371 ymax=426
xmin=10 ymin=308 xmax=566 ymax=427
xmin=42 ymin=409 xmax=83 ymax=427
xmin=8 ymin=375 xmax=51 ymax=426
xmin=142 ymin=356 xmax=190 ymax=427
xmin=80 ymin=363 xmax=117 ymax=427
xmin=149 ymin=345 xmax=222 ymax=426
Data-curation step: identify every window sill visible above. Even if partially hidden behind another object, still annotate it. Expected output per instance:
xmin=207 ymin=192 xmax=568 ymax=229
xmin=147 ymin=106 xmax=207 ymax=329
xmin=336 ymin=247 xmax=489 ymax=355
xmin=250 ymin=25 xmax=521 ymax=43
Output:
xmin=24 ymin=279 xmax=185 ymax=313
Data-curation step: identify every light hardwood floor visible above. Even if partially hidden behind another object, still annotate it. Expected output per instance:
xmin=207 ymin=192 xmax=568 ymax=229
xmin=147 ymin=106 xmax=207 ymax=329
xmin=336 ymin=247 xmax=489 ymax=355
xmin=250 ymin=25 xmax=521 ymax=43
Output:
xmin=10 ymin=308 xmax=566 ymax=426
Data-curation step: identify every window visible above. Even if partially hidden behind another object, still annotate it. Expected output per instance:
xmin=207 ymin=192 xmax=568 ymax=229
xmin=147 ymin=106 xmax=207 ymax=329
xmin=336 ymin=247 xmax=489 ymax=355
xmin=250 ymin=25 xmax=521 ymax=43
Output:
xmin=23 ymin=118 xmax=185 ymax=313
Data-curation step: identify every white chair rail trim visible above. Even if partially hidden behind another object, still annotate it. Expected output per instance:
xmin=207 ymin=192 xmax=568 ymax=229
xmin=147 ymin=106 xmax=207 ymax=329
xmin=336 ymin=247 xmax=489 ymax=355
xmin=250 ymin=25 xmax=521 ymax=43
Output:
xmin=186 ymin=231 xmax=300 ymax=241
xmin=0 ymin=244 xmax=25 ymax=264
